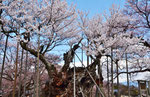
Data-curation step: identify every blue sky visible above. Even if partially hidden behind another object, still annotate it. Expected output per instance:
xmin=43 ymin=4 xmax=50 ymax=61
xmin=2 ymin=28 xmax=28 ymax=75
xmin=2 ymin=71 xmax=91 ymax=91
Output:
xmin=53 ymin=0 xmax=127 ymax=58
xmin=53 ymin=0 xmax=127 ymax=65
xmin=68 ymin=0 xmax=126 ymax=17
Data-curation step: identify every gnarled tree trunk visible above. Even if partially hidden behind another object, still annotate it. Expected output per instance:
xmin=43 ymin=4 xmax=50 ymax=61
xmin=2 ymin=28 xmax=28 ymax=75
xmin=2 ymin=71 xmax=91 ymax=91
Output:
xmin=20 ymin=40 xmax=104 ymax=97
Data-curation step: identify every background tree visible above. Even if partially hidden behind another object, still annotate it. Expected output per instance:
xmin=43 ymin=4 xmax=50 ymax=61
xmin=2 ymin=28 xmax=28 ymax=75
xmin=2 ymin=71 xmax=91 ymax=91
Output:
xmin=0 ymin=0 xmax=150 ymax=97
xmin=1 ymin=45 xmax=61 ymax=97
xmin=125 ymin=0 xmax=150 ymax=47
xmin=79 ymin=5 xmax=150 ymax=96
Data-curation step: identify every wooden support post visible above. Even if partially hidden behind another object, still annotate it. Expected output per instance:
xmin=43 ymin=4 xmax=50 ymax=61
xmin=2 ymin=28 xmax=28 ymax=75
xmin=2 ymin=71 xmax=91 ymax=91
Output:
xmin=18 ymin=49 xmax=24 ymax=97
xmin=116 ymin=59 xmax=120 ymax=97
xmin=12 ymin=41 xmax=19 ymax=97
xmin=23 ymin=50 xmax=28 ymax=97
xmin=126 ymin=53 xmax=130 ymax=97
xmin=0 ymin=35 xmax=8 ymax=96
xmin=73 ymin=57 xmax=76 ymax=97
xmin=87 ymin=39 xmax=89 ymax=66
xmin=107 ymin=56 xmax=110 ymax=97
xmin=36 ymin=34 xmax=40 ymax=97
xmin=111 ymin=48 xmax=114 ymax=97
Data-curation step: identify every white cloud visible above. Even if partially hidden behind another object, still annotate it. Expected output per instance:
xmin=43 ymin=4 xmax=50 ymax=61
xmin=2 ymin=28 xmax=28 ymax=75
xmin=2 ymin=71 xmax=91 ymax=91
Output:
xmin=59 ymin=56 xmax=150 ymax=84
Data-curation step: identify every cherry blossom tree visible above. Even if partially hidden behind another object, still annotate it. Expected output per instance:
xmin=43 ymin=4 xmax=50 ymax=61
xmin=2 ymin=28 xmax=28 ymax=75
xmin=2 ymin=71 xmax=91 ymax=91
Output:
xmin=79 ymin=5 xmax=150 ymax=96
xmin=117 ymin=0 xmax=150 ymax=78
xmin=1 ymin=0 xmax=149 ymax=96
xmin=1 ymin=45 xmax=61 ymax=97
xmin=125 ymin=0 xmax=150 ymax=48
xmin=0 ymin=0 xmax=82 ymax=96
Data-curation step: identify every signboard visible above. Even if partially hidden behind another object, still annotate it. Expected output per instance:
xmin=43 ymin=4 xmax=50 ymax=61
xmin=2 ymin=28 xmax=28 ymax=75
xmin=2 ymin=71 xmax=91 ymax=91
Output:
xmin=148 ymin=81 xmax=150 ymax=95
xmin=137 ymin=80 xmax=150 ymax=97
xmin=140 ymin=81 xmax=146 ymax=90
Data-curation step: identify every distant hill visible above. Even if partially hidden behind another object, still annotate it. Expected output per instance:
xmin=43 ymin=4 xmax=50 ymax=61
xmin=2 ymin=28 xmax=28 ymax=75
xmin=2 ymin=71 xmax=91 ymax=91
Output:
xmin=113 ymin=83 xmax=139 ymax=96
xmin=121 ymin=82 xmax=138 ymax=87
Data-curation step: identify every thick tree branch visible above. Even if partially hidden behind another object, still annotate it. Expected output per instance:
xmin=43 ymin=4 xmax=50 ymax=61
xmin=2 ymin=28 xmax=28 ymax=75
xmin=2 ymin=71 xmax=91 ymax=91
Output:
xmin=61 ymin=39 xmax=82 ymax=72
xmin=143 ymin=41 xmax=150 ymax=48
xmin=20 ymin=41 xmax=56 ymax=78
xmin=118 ymin=68 xmax=150 ymax=76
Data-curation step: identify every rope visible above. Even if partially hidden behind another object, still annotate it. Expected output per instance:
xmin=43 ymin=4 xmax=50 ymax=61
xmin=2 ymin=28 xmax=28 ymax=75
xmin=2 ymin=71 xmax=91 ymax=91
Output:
xmin=74 ymin=51 xmax=105 ymax=97
xmin=73 ymin=57 xmax=76 ymax=97
xmin=79 ymin=87 xmax=85 ymax=97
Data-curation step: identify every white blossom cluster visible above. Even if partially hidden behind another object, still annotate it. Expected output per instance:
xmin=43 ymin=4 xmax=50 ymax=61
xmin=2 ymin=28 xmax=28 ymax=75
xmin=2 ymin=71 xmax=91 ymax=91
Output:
xmin=80 ymin=6 xmax=150 ymax=59
xmin=0 ymin=0 xmax=79 ymax=51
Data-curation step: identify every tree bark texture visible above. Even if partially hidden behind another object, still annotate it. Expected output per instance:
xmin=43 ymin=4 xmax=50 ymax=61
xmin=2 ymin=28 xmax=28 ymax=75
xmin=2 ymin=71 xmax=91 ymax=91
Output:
xmin=20 ymin=40 xmax=104 ymax=97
